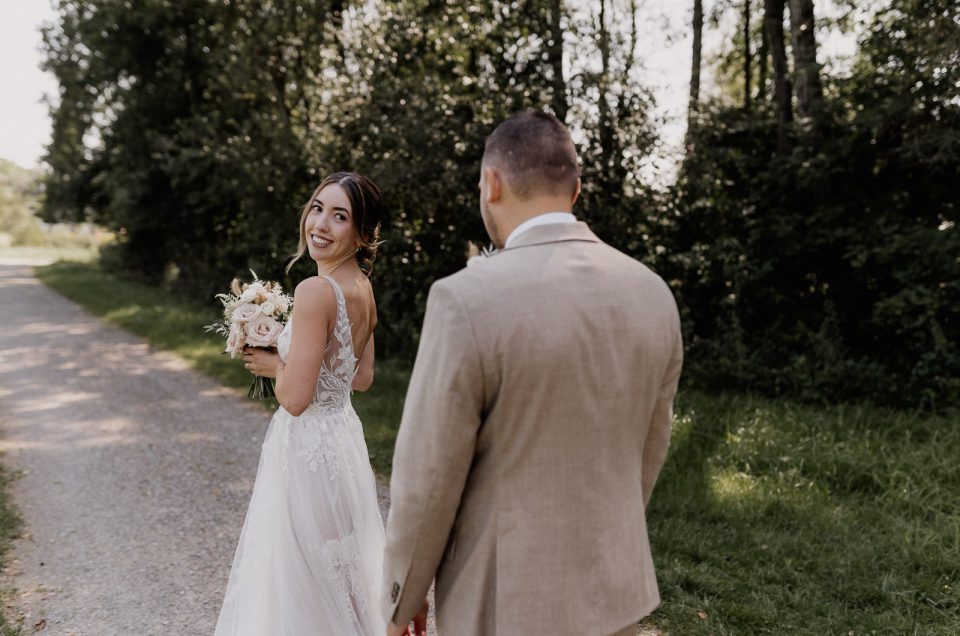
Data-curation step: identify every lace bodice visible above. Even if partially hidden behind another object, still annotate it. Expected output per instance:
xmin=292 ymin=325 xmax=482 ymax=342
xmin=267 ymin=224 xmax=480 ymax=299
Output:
xmin=276 ymin=275 xmax=358 ymax=414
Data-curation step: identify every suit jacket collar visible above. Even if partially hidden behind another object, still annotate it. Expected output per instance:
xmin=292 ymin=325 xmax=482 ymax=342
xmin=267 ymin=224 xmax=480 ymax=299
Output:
xmin=500 ymin=221 xmax=601 ymax=251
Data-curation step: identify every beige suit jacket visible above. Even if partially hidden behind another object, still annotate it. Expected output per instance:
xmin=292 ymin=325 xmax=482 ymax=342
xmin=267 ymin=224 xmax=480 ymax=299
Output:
xmin=382 ymin=222 xmax=683 ymax=636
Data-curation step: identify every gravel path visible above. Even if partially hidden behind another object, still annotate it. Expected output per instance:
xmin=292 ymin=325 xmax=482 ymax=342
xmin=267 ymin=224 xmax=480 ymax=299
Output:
xmin=0 ymin=262 xmax=402 ymax=635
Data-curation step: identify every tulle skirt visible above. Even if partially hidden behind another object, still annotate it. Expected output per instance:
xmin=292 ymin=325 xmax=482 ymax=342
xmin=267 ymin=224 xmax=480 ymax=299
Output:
xmin=214 ymin=404 xmax=386 ymax=636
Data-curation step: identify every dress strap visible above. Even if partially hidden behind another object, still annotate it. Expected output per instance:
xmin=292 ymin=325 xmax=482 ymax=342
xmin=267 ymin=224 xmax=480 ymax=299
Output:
xmin=322 ymin=275 xmax=344 ymax=301
xmin=322 ymin=275 xmax=349 ymax=325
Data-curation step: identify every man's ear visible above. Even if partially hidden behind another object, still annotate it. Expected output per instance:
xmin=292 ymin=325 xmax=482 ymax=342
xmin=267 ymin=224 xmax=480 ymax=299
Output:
xmin=483 ymin=166 xmax=503 ymax=204
xmin=571 ymin=178 xmax=582 ymax=206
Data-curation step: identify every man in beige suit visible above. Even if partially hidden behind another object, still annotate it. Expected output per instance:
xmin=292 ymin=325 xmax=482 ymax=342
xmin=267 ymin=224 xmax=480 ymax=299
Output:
xmin=382 ymin=110 xmax=683 ymax=636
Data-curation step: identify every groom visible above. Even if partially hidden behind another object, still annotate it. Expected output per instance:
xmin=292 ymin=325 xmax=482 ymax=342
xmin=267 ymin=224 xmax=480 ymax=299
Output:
xmin=382 ymin=109 xmax=683 ymax=636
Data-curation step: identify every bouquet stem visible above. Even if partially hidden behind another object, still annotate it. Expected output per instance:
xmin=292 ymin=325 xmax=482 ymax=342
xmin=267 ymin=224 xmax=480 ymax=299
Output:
xmin=248 ymin=375 xmax=276 ymax=400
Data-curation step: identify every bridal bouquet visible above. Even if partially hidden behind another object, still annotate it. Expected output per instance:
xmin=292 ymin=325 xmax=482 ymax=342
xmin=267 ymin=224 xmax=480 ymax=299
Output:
xmin=205 ymin=272 xmax=293 ymax=399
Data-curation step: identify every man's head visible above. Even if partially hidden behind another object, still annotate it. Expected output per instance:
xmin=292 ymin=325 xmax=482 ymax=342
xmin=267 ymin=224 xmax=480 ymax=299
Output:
xmin=479 ymin=110 xmax=581 ymax=247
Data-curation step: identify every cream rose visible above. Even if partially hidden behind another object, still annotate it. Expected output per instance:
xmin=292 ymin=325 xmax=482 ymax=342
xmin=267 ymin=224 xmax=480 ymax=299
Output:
xmin=225 ymin=323 xmax=244 ymax=357
xmin=231 ymin=302 xmax=260 ymax=323
xmin=260 ymin=301 xmax=277 ymax=316
xmin=245 ymin=315 xmax=283 ymax=347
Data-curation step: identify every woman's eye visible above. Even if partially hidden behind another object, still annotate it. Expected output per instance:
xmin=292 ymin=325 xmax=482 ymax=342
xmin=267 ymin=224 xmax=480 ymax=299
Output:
xmin=335 ymin=213 xmax=347 ymax=222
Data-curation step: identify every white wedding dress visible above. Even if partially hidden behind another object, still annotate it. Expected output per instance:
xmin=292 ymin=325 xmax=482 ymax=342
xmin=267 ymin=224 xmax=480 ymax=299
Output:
xmin=214 ymin=276 xmax=386 ymax=636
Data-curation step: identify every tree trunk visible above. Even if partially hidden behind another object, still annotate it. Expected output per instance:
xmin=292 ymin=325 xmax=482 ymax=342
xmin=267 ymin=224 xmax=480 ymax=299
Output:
xmin=546 ymin=0 xmax=568 ymax=123
xmin=757 ymin=14 xmax=768 ymax=102
xmin=743 ymin=0 xmax=752 ymax=112
xmin=788 ymin=0 xmax=822 ymax=120
xmin=689 ymin=0 xmax=703 ymax=117
xmin=764 ymin=0 xmax=791 ymax=152
xmin=597 ymin=0 xmax=616 ymax=176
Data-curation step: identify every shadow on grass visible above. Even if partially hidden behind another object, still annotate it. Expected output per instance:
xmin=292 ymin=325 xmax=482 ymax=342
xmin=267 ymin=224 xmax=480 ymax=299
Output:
xmin=643 ymin=392 xmax=960 ymax=635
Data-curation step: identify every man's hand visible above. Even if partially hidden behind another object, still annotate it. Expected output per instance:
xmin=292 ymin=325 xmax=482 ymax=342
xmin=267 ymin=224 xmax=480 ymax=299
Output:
xmin=386 ymin=599 xmax=429 ymax=636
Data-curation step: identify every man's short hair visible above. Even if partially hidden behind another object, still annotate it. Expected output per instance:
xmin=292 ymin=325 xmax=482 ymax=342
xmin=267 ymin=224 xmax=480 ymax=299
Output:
xmin=482 ymin=109 xmax=580 ymax=200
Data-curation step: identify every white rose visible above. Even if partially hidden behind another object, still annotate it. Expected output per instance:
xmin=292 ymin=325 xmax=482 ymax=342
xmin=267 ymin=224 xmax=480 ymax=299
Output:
xmin=260 ymin=301 xmax=277 ymax=316
xmin=225 ymin=324 xmax=244 ymax=357
xmin=245 ymin=315 xmax=283 ymax=347
xmin=231 ymin=303 xmax=260 ymax=323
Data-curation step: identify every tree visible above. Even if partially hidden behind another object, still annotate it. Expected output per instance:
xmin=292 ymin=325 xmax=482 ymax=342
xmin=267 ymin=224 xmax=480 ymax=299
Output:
xmin=763 ymin=0 xmax=791 ymax=152
xmin=40 ymin=0 xmax=657 ymax=357
xmin=787 ymin=0 xmax=822 ymax=122
xmin=690 ymin=0 xmax=704 ymax=117
xmin=743 ymin=0 xmax=752 ymax=111
xmin=546 ymin=0 xmax=569 ymax=123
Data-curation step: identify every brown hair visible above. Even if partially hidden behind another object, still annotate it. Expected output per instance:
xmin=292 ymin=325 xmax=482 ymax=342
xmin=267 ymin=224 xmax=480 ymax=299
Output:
xmin=482 ymin=109 xmax=579 ymax=200
xmin=286 ymin=172 xmax=384 ymax=275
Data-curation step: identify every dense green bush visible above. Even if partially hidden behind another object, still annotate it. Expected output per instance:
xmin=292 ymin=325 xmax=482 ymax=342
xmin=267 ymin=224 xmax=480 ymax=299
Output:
xmin=668 ymin=0 xmax=959 ymax=408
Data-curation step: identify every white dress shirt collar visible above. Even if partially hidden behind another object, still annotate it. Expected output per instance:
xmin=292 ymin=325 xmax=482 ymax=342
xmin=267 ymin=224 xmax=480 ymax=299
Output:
xmin=503 ymin=212 xmax=577 ymax=249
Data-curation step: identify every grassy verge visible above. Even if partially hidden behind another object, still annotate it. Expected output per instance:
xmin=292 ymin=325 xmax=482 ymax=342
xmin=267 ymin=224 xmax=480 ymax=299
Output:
xmin=643 ymin=393 xmax=959 ymax=635
xmin=0 ymin=464 xmax=23 ymax=636
xmin=34 ymin=260 xmax=405 ymax=475
xmin=35 ymin=260 xmax=960 ymax=634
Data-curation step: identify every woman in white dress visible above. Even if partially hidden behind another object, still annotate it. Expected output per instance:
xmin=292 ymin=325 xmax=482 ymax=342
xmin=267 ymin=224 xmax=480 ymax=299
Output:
xmin=214 ymin=172 xmax=387 ymax=635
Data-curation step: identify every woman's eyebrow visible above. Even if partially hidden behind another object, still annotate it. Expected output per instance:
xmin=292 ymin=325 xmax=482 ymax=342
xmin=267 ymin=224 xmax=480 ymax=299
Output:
xmin=312 ymin=200 xmax=349 ymax=214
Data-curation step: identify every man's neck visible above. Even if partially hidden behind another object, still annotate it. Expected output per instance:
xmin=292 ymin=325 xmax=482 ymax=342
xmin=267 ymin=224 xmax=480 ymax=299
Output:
xmin=503 ymin=211 xmax=577 ymax=249
xmin=499 ymin=198 xmax=575 ymax=243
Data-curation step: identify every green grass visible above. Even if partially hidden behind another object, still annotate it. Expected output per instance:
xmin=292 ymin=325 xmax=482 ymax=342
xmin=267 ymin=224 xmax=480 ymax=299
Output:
xmin=0 ymin=464 xmax=24 ymax=635
xmin=34 ymin=260 xmax=405 ymax=475
xmin=34 ymin=260 xmax=960 ymax=634
xmin=642 ymin=393 xmax=960 ymax=635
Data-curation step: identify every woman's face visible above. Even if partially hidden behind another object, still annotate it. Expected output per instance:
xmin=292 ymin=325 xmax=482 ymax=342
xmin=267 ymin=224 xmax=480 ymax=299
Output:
xmin=304 ymin=183 xmax=357 ymax=265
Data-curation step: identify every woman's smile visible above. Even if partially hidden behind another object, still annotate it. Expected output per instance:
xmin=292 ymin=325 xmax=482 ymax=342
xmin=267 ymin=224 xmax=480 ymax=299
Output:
xmin=309 ymin=233 xmax=333 ymax=249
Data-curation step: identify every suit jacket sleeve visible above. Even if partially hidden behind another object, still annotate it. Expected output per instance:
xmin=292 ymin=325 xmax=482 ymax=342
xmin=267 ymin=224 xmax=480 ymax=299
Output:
xmin=642 ymin=323 xmax=683 ymax=507
xmin=382 ymin=278 xmax=485 ymax=626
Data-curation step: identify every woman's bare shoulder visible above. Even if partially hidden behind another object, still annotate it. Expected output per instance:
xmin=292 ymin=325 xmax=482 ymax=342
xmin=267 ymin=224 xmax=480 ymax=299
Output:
xmin=293 ymin=277 xmax=338 ymax=316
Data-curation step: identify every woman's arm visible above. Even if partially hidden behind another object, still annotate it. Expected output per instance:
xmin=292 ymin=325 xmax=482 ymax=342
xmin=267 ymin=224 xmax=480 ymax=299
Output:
xmin=272 ymin=277 xmax=335 ymax=416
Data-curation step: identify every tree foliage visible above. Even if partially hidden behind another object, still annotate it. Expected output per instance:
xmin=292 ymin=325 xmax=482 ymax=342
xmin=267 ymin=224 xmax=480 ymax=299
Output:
xmin=0 ymin=160 xmax=44 ymax=246
xmin=671 ymin=0 xmax=959 ymax=407
xmin=41 ymin=0 xmax=657 ymax=358
xmin=40 ymin=0 xmax=958 ymax=406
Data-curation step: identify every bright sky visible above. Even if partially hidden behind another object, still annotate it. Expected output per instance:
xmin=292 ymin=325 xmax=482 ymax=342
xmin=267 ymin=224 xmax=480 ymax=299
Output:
xmin=0 ymin=0 xmax=58 ymax=170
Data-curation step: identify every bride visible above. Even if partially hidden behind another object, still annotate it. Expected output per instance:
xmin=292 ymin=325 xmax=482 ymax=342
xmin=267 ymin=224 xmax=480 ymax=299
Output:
xmin=214 ymin=172 xmax=386 ymax=635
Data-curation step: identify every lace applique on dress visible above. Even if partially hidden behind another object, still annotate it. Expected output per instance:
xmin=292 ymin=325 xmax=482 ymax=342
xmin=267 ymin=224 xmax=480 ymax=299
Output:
xmin=277 ymin=276 xmax=359 ymax=476
xmin=308 ymin=533 xmax=370 ymax=625
xmin=313 ymin=276 xmax=358 ymax=414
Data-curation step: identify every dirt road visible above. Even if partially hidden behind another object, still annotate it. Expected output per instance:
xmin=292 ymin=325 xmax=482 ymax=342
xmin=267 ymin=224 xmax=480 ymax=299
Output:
xmin=0 ymin=261 xmax=355 ymax=634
